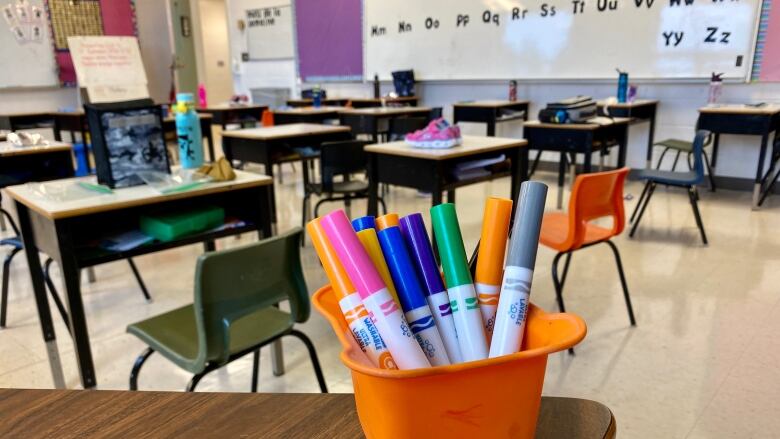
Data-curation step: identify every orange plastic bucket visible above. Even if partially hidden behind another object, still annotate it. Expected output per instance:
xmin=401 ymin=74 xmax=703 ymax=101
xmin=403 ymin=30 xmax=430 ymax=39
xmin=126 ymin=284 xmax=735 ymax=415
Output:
xmin=312 ymin=285 xmax=587 ymax=439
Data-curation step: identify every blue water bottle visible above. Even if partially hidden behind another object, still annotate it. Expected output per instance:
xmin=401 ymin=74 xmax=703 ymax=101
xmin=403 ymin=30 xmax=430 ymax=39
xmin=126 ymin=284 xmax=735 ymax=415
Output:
xmin=617 ymin=69 xmax=628 ymax=104
xmin=312 ymin=84 xmax=322 ymax=108
xmin=175 ymin=93 xmax=203 ymax=169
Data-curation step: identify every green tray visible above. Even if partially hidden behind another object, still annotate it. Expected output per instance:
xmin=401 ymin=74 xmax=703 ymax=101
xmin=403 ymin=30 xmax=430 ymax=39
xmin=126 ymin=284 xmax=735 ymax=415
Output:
xmin=140 ymin=206 xmax=225 ymax=242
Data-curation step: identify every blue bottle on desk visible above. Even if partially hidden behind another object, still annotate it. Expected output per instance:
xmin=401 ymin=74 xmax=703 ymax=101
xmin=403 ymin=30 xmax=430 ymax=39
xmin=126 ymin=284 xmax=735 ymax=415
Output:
xmin=175 ymin=93 xmax=203 ymax=169
xmin=617 ymin=70 xmax=628 ymax=103
xmin=312 ymin=84 xmax=322 ymax=108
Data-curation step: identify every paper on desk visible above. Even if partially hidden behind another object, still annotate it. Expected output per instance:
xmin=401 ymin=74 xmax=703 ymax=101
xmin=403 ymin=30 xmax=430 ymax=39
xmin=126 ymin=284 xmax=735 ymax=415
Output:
xmin=27 ymin=180 xmax=111 ymax=202
xmin=100 ymin=230 xmax=154 ymax=252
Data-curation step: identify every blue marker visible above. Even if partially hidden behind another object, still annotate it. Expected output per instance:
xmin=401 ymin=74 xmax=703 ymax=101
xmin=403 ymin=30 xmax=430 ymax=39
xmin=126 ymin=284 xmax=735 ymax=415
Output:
xmin=377 ymin=226 xmax=451 ymax=366
xmin=352 ymin=215 xmax=376 ymax=232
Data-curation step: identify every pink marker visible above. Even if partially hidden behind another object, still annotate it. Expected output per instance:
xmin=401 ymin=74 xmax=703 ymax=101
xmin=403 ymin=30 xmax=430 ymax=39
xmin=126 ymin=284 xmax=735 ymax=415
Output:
xmin=321 ymin=210 xmax=430 ymax=370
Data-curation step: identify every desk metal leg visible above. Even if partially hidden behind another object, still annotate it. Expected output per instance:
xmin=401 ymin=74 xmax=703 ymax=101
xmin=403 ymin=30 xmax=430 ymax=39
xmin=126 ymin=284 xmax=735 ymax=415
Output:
xmin=0 ymin=212 xmax=6 ymax=232
xmin=557 ymin=153 xmax=566 ymax=209
xmin=17 ymin=205 xmax=66 ymax=389
xmin=711 ymin=133 xmax=720 ymax=170
xmin=271 ymin=340 xmax=285 ymax=376
xmin=86 ymin=267 xmax=96 ymax=283
xmin=646 ymin=112 xmax=657 ymax=169
xmin=367 ymin=154 xmax=379 ymax=216
xmin=753 ymin=133 xmax=771 ymax=209
xmin=487 ymin=120 xmax=496 ymax=137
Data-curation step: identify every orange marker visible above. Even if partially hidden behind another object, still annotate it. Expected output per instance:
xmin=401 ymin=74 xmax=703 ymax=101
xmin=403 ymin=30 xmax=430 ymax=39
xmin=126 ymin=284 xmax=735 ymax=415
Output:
xmin=475 ymin=197 xmax=513 ymax=341
xmin=375 ymin=213 xmax=400 ymax=231
xmin=355 ymin=228 xmax=401 ymax=307
xmin=307 ymin=219 xmax=397 ymax=369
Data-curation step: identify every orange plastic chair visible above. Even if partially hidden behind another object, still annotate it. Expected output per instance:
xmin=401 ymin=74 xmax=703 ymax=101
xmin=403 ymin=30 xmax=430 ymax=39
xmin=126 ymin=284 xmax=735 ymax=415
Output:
xmin=539 ymin=167 xmax=636 ymax=326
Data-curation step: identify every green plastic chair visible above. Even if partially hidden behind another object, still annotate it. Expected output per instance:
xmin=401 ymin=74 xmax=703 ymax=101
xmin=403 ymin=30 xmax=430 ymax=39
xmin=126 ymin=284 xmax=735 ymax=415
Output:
xmin=127 ymin=228 xmax=327 ymax=393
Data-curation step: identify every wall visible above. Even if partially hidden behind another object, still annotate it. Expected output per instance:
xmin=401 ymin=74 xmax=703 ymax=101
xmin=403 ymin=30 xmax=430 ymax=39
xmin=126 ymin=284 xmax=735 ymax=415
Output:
xmin=0 ymin=0 xmax=172 ymax=113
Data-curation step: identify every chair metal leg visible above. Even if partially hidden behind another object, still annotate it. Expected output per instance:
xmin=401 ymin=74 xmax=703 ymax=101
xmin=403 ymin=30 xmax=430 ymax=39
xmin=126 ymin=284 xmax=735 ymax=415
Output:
xmin=344 ymin=198 xmax=352 ymax=219
xmin=655 ymin=147 xmax=670 ymax=170
xmin=630 ymin=181 xmax=651 ymax=224
xmin=629 ymin=183 xmax=656 ymax=237
xmin=251 ymin=349 xmax=260 ymax=393
xmin=529 ymin=150 xmax=543 ymax=178
xmin=288 ymin=329 xmax=328 ymax=393
xmin=604 ymin=241 xmax=636 ymax=326
xmin=671 ymin=150 xmax=681 ymax=171
xmin=129 ymin=347 xmax=154 ymax=390
xmin=43 ymin=258 xmax=71 ymax=335
xmin=559 ymin=252 xmax=572 ymax=292
xmin=0 ymin=213 xmax=6 ymax=233
xmin=551 ymin=252 xmax=567 ymax=314
xmin=186 ymin=371 xmax=208 ymax=392
xmin=127 ymin=259 xmax=152 ymax=302
xmin=687 ymin=187 xmax=708 ymax=245
xmin=301 ymin=194 xmax=311 ymax=247
xmin=0 ymin=248 xmax=21 ymax=328
xmin=378 ymin=197 xmax=387 ymax=215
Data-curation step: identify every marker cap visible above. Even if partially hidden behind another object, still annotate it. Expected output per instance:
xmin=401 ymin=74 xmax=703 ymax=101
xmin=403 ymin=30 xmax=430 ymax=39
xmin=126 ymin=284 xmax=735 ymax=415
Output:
xmin=352 ymin=216 xmax=376 ymax=232
xmin=399 ymin=213 xmax=445 ymax=296
xmin=320 ymin=210 xmax=385 ymax=300
xmin=306 ymin=218 xmax=356 ymax=300
xmin=377 ymin=226 xmax=428 ymax=312
xmin=507 ymin=181 xmax=549 ymax=269
xmin=376 ymin=213 xmax=400 ymax=231
xmin=475 ymin=197 xmax=513 ymax=285
xmin=430 ymin=203 xmax=472 ymax=288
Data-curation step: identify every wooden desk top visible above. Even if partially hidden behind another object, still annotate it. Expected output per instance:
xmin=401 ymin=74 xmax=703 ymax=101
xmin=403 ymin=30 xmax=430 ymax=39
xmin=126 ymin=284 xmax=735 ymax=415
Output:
xmin=339 ymin=107 xmax=432 ymax=116
xmin=0 ymin=141 xmax=72 ymax=158
xmin=0 ymin=111 xmax=53 ymax=118
xmin=365 ymin=135 xmax=527 ymax=160
xmin=221 ymin=123 xmax=350 ymax=141
xmin=597 ymin=99 xmax=658 ymax=108
xmin=454 ymin=100 xmax=530 ymax=108
xmin=0 ymin=389 xmax=615 ymax=439
xmin=273 ymin=106 xmax=347 ymax=115
xmin=524 ymin=117 xmax=631 ymax=131
xmin=698 ymin=104 xmax=780 ymax=115
xmin=163 ymin=113 xmax=213 ymax=123
xmin=5 ymin=169 xmax=272 ymax=220
xmin=198 ymin=104 xmax=267 ymax=112
xmin=349 ymin=96 xmax=419 ymax=104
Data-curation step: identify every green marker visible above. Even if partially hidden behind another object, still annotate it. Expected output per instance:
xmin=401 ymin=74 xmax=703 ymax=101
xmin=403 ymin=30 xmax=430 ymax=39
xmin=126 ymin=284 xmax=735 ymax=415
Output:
xmin=431 ymin=203 xmax=488 ymax=362
xmin=77 ymin=181 xmax=113 ymax=194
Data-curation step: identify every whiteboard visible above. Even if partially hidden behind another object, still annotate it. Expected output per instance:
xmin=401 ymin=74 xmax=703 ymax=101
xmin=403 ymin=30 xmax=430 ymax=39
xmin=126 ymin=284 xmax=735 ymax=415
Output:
xmin=0 ymin=0 xmax=58 ymax=88
xmin=364 ymin=0 xmax=761 ymax=81
xmin=246 ymin=4 xmax=294 ymax=60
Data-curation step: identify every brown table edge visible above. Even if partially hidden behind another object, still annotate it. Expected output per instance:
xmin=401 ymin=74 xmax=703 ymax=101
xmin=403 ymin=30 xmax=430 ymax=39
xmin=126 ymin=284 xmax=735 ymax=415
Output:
xmin=220 ymin=125 xmax=351 ymax=141
xmin=365 ymin=139 xmax=528 ymax=160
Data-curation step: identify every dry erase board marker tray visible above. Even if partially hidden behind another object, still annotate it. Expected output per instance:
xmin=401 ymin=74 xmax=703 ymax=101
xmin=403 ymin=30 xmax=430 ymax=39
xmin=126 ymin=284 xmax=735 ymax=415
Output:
xmin=313 ymin=285 xmax=586 ymax=439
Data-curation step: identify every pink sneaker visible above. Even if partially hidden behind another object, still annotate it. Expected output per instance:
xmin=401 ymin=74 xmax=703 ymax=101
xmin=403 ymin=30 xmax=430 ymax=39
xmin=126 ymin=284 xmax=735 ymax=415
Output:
xmin=405 ymin=118 xmax=462 ymax=149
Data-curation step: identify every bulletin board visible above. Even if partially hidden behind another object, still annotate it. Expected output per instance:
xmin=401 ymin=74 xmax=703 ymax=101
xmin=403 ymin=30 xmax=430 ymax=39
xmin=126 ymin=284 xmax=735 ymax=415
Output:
xmin=0 ymin=0 xmax=58 ymax=88
xmin=751 ymin=0 xmax=780 ymax=81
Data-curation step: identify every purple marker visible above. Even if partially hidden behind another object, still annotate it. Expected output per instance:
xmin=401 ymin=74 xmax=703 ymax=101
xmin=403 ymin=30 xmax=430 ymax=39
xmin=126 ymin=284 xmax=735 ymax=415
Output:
xmin=399 ymin=214 xmax=463 ymax=363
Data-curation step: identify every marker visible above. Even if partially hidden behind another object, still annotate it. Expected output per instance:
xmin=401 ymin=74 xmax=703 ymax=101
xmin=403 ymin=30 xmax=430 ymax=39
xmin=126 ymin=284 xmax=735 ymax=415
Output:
xmin=490 ymin=181 xmax=548 ymax=358
xmin=354 ymin=228 xmax=401 ymax=307
xmin=321 ymin=210 xmax=430 ymax=369
xmin=375 ymin=213 xmax=399 ymax=231
xmin=352 ymin=216 xmax=376 ymax=232
xmin=399 ymin=213 xmax=463 ymax=363
xmin=475 ymin=197 xmax=513 ymax=342
xmin=430 ymin=203 xmax=489 ymax=362
xmin=377 ymin=226 xmax=450 ymax=366
xmin=306 ymin=219 xmax=397 ymax=370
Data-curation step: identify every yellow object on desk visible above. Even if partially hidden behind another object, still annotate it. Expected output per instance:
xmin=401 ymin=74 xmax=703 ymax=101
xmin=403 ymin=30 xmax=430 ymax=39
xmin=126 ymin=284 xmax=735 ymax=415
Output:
xmin=196 ymin=157 xmax=236 ymax=182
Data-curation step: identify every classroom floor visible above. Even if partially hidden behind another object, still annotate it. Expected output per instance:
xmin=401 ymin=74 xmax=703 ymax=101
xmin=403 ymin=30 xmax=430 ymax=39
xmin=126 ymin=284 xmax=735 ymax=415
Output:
xmin=0 ymin=164 xmax=778 ymax=439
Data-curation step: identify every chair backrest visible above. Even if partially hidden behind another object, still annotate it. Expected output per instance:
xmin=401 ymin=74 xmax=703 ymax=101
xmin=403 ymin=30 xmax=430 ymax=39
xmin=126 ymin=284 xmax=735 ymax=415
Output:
xmin=688 ymin=130 xmax=709 ymax=185
xmin=193 ymin=228 xmax=308 ymax=366
xmin=429 ymin=107 xmax=443 ymax=121
xmin=319 ymin=140 xmax=368 ymax=192
xmin=388 ymin=116 xmax=427 ymax=141
xmin=339 ymin=114 xmax=376 ymax=139
xmin=565 ymin=167 xmax=630 ymax=250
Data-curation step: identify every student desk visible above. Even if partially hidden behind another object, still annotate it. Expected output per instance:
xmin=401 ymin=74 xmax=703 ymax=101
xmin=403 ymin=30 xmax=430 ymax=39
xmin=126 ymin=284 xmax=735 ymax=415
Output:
xmin=0 ymin=142 xmax=74 ymax=185
xmin=524 ymin=118 xmax=631 ymax=208
xmin=365 ymin=136 xmax=528 ymax=216
xmin=697 ymin=105 xmax=780 ymax=208
xmin=221 ymin=123 xmax=352 ymax=220
xmin=453 ymin=100 xmax=530 ymax=136
xmin=597 ymin=99 xmax=659 ymax=168
xmin=50 ymin=112 xmax=217 ymax=162
xmin=5 ymin=170 xmax=274 ymax=389
xmin=272 ymin=106 xmax=346 ymax=125
xmin=286 ymin=98 xmax=350 ymax=107
xmin=0 ymin=389 xmax=616 ymax=439
xmin=339 ymin=106 xmax=432 ymax=142
xmin=349 ymin=96 xmax=420 ymax=108
xmin=197 ymin=104 xmax=268 ymax=130
xmin=0 ymin=111 xmax=54 ymax=132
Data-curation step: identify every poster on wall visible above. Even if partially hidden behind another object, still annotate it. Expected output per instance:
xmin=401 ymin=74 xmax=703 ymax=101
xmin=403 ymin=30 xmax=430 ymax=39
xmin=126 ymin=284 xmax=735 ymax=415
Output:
xmin=246 ymin=4 xmax=293 ymax=60
xmin=68 ymin=35 xmax=149 ymax=103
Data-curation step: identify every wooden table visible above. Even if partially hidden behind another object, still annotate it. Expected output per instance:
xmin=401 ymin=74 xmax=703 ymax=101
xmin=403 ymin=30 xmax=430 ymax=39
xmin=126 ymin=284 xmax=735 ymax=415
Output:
xmin=221 ymin=123 xmax=352 ymax=220
xmin=286 ymin=97 xmax=351 ymax=108
xmin=0 ymin=141 xmax=74 ymax=187
xmin=339 ymin=106 xmax=432 ymax=142
xmin=365 ymin=135 xmax=528 ymax=215
xmin=5 ymin=170 xmax=275 ymax=389
xmin=697 ymin=104 xmax=780 ymax=208
xmin=0 ymin=389 xmax=616 ymax=438
xmin=597 ymin=99 xmax=659 ymax=168
xmin=453 ymin=100 xmax=530 ymax=136
xmin=197 ymin=104 xmax=268 ymax=130
xmin=272 ymin=106 xmax=346 ymax=125
xmin=0 ymin=111 xmax=54 ymax=132
xmin=524 ymin=118 xmax=631 ymax=208
xmin=349 ymin=96 xmax=419 ymax=108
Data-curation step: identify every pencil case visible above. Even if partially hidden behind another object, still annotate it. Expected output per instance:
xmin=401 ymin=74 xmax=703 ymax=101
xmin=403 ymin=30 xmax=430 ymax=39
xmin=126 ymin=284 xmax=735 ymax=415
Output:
xmin=312 ymin=285 xmax=586 ymax=439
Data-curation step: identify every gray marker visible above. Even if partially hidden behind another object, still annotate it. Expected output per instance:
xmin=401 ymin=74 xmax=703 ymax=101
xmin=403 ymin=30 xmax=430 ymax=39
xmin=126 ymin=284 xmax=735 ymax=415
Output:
xmin=489 ymin=181 xmax=548 ymax=358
